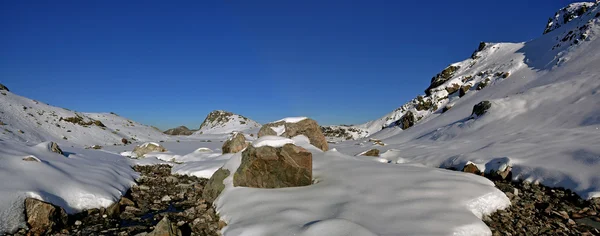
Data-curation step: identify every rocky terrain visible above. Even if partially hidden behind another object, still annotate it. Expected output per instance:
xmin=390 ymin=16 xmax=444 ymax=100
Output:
xmin=193 ymin=110 xmax=260 ymax=135
xmin=10 ymin=165 xmax=222 ymax=236
xmin=164 ymin=126 xmax=195 ymax=136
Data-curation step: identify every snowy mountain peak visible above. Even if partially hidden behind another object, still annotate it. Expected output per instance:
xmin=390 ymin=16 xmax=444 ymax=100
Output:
xmin=543 ymin=2 xmax=597 ymax=34
xmin=195 ymin=110 xmax=260 ymax=134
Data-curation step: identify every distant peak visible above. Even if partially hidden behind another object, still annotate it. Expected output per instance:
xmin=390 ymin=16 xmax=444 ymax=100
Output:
xmin=543 ymin=2 xmax=597 ymax=34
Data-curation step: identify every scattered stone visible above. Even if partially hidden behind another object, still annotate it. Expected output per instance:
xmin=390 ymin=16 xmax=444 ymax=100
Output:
xmin=472 ymin=101 xmax=492 ymax=117
xmin=234 ymin=143 xmax=312 ymax=188
xmin=222 ymin=132 xmax=248 ymax=154
xmin=22 ymin=155 xmax=41 ymax=162
xmin=258 ymin=118 xmax=328 ymax=151
xmin=133 ymin=142 xmax=167 ymax=157
xmin=369 ymin=139 xmax=385 ymax=146
xmin=147 ymin=217 xmax=181 ymax=236
xmin=49 ymin=142 xmax=63 ymax=155
xmin=24 ymin=198 xmax=68 ymax=236
xmin=360 ymin=149 xmax=380 ymax=157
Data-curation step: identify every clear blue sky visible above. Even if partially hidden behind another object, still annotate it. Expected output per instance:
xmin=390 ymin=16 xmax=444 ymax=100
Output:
xmin=0 ymin=0 xmax=577 ymax=130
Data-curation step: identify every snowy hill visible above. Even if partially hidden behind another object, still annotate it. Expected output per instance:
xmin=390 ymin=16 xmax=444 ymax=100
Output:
xmin=0 ymin=88 xmax=170 ymax=146
xmin=325 ymin=1 xmax=600 ymax=143
xmin=333 ymin=2 xmax=600 ymax=199
xmin=193 ymin=110 xmax=260 ymax=135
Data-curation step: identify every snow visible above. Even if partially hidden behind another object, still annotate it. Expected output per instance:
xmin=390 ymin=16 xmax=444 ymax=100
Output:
xmin=193 ymin=111 xmax=261 ymax=135
xmin=270 ymin=125 xmax=286 ymax=136
xmin=0 ymin=141 xmax=137 ymax=233
xmin=274 ymin=117 xmax=308 ymax=123
xmin=140 ymin=142 xmax=161 ymax=148
xmin=214 ymin=141 xmax=510 ymax=236
xmin=252 ymin=136 xmax=295 ymax=148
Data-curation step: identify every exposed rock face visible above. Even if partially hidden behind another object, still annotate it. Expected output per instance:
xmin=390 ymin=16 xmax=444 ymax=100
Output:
xmin=361 ymin=149 xmax=380 ymax=157
xmin=476 ymin=78 xmax=490 ymax=90
xmin=233 ymin=144 xmax=312 ymax=188
xmin=222 ymin=132 xmax=248 ymax=154
xmin=203 ymin=168 xmax=230 ymax=203
xmin=197 ymin=110 xmax=260 ymax=134
xmin=445 ymin=83 xmax=460 ymax=95
xmin=133 ymin=142 xmax=167 ymax=157
xmin=459 ymin=84 xmax=472 ymax=97
xmin=258 ymin=118 xmax=328 ymax=151
xmin=163 ymin=126 xmax=194 ymax=136
xmin=426 ymin=65 xmax=460 ymax=95
xmin=25 ymin=198 xmax=68 ymax=236
xmin=147 ymin=217 xmax=182 ymax=236
xmin=472 ymin=101 xmax=492 ymax=117
xmin=0 ymin=83 xmax=8 ymax=91
xmin=543 ymin=2 xmax=595 ymax=34
xmin=396 ymin=111 xmax=416 ymax=129
xmin=49 ymin=142 xmax=63 ymax=155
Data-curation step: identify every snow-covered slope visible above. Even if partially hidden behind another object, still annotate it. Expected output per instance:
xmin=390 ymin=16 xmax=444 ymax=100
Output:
xmin=193 ymin=110 xmax=260 ymax=135
xmin=0 ymin=89 xmax=170 ymax=146
xmin=334 ymin=2 xmax=600 ymax=199
xmin=325 ymin=1 xmax=600 ymax=143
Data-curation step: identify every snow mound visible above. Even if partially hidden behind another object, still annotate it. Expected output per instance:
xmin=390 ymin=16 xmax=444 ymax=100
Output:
xmin=252 ymin=136 xmax=295 ymax=148
xmin=0 ymin=140 xmax=137 ymax=234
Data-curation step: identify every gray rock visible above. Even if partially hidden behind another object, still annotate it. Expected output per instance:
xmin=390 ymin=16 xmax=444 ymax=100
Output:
xmin=202 ymin=168 xmax=230 ymax=203
xmin=24 ymin=198 xmax=68 ymax=236
xmin=258 ymin=118 xmax=329 ymax=151
xmin=163 ymin=126 xmax=194 ymax=136
xmin=222 ymin=132 xmax=248 ymax=154
xmin=133 ymin=142 xmax=167 ymax=157
xmin=49 ymin=142 xmax=63 ymax=155
xmin=472 ymin=101 xmax=492 ymax=117
xmin=147 ymin=216 xmax=181 ymax=236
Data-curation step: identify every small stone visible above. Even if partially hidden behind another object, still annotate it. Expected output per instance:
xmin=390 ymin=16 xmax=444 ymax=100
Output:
xmin=161 ymin=195 xmax=172 ymax=202
xmin=75 ymin=220 xmax=82 ymax=226
xmin=567 ymin=219 xmax=576 ymax=225
xmin=102 ymin=214 xmax=108 ymax=218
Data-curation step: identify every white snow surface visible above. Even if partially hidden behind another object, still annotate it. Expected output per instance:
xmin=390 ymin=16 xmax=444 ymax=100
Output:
xmin=270 ymin=125 xmax=286 ymax=136
xmin=214 ymin=141 xmax=510 ymax=236
xmin=193 ymin=110 xmax=261 ymax=135
xmin=0 ymin=141 xmax=137 ymax=233
xmin=252 ymin=136 xmax=295 ymax=148
xmin=274 ymin=117 xmax=308 ymax=123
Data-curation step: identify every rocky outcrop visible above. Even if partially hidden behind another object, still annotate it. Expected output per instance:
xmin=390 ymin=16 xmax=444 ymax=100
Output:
xmin=258 ymin=118 xmax=328 ymax=151
xmin=197 ymin=110 xmax=260 ymax=134
xmin=163 ymin=126 xmax=194 ymax=136
xmin=360 ymin=149 xmax=380 ymax=157
xmin=445 ymin=83 xmax=460 ymax=95
xmin=49 ymin=142 xmax=63 ymax=155
xmin=459 ymin=84 xmax=472 ymax=97
xmin=396 ymin=111 xmax=416 ymax=129
xmin=472 ymin=101 xmax=492 ymax=117
xmin=425 ymin=65 xmax=460 ymax=95
xmin=133 ymin=142 xmax=167 ymax=157
xmin=0 ymin=83 xmax=9 ymax=91
xmin=222 ymin=132 xmax=248 ymax=154
xmin=233 ymin=144 xmax=312 ymax=188
xmin=543 ymin=2 xmax=595 ymax=34
xmin=203 ymin=168 xmax=230 ymax=203
xmin=25 ymin=198 xmax=68 ymax=236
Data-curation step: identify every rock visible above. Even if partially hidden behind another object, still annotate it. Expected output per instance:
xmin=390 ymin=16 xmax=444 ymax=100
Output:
xmin=425 ymin=65 xmax=461 ymax=95
xmin=161 ymin=195 xmax=172 ymax=202
xmin=0 ymin=83 xmax=9 ymax=91
xmin=445 ymin=83 xmax=460 ymax=95
xmin=49 ymin=142 xmax=63 ymax=155
xmin=92 ymin=145 xmax=102 ymax=149
xmin=133 ymin=142 xmax=167 ymax=157
xmin=462 ymin=162 xmax=481 ymax=175
xmin=442 ymin=105 xmax=452 ymax=113
xmin=121 ymin=138 xmax=129 ymax=145
xmin=471 ymin=101 xmax=492 ymax=117
xmin=222 ymin=132 xmax=248 ymax=154
xmin=22 ymin=155 xmax=41 ymax=162
xmin=360 ymin=149 xmax=380 ymax=157
xmin=147 ymin=217 xmax=181 ymax=236
xmin=163 ymin=126 xmax=194 ymax=136
xmin=258 ymin=118 xmax=328 ymax=151
xmin=476 ymin=78 xmax=491 ymax=90
xmin=459 ymin=84 xmax=472 ymax=97
xmin=202 ymin=168 xmax=230 ymax=202
xmin=233 ymin=143 xmax=312 ymax=188
xmin=396 ymin=111 xmax=415 ymax=129
xmin=25 ymin=198 xmax=68 ymax=236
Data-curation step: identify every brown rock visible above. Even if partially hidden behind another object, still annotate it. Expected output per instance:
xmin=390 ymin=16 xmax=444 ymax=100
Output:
xmin=121 ymin=138 xmax=129 ymax=145
xmin=445 ymin=83 xmax=460 ymax=95
xmin=222 ymin=132 xmax=248 ymax=154
xmin=147 ymin=216 xmax=181 ymax=236
xmin=203 ymin=168 xmax=230 ymax=203
xmin=360 ymin=149 xmax=380 ymax=157
xmin=25 ymin=198 xmax=67 ymax=236
xmin=258 ymin=118 xmax=328 ymax=151
xmin=459 ymin=84 xmax=472 ymax=97
xmin=233 ymin=144 xmax=312 ymax=188
xmin=462 ymin=163 xmax=481 ymax=175
xmin=163 ymin=126 xmax=194 ymax=136
xmin=396 ymin=111 xmax=415 ymax=130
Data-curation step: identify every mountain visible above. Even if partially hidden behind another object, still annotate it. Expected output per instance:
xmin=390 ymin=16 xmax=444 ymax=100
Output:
xmin=163 ymin=125 xmax=195 ymax=135
xmin=193 ymin=110 xmax=261 ymax=135
xmin=324 ymin=1 xmax=600 ymax=142
xmin=333 ymin=1 xmax=600 ymax=199
xmin=0 ymin=87 xmax=170 ymax=146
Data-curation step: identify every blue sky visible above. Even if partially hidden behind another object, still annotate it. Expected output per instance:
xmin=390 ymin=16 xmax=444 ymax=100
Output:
xmin=0 ymin=0 xmax=577 ymax=129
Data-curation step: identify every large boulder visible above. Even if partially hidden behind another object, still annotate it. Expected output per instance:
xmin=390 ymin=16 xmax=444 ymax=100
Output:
xmin=472 ymin=101 xmax=492 ymax=117
xmin=202 ymin=168 xmax=230 ymax=203
xmin=222 ymin=132 xmax=248 ymax=154
xmin=360 ymin=149 xmax=380 ymax=157
xmin=0 ymin=83 xmax=8 ymax=91
xmin=459 ymin=84 xmax=472 ymax=97
xmin=25 ymin=198 xmax=68 ymax=236
xmin=163 ymin=126 xmax=194 ymax=135
xmin=233 ymin=143 xmax=312 ymax=188
xmin=258 ymin=118 xmax=328 ymax=151
xmin=133 ymin=142 xmax=167 ymax=157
